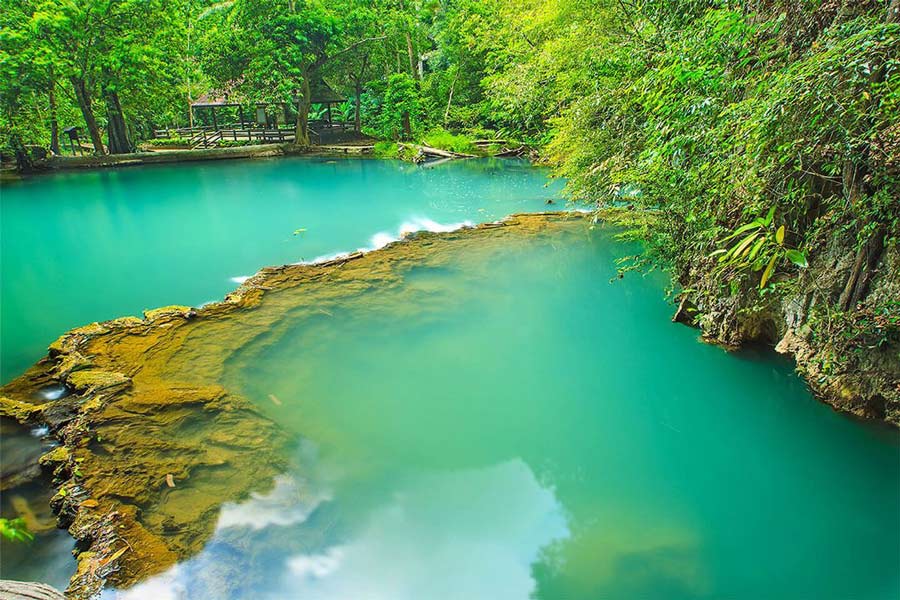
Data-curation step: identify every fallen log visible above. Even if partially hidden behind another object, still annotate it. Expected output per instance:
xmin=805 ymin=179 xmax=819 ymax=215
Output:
xmin=494 ymin=146 xmax=526 ymax=157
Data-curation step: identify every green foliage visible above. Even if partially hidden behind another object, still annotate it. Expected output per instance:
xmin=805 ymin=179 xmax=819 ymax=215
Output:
xmin=711 ymin=208 xmax=808 ymax=289
xmin=365 ymin=73 xmax=422 ymax=141
xmin=0 ymin=517 xmax=34 ymax=543
xmin=422 ymin=128 xmax=477 ymax=154
xmin=465 ymin=0 xmax=898 ymax=328
xmin=372 ymin=140 xmax=399 ymax=158
xmin=216 ymin=139 xmax=253 ymax=147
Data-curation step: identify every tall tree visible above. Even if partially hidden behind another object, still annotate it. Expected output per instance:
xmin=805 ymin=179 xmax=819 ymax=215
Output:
xmin=0 ymin=0 xmax=65 ymax=158
xmin=202 ymin=0 xmax=382 ymax=145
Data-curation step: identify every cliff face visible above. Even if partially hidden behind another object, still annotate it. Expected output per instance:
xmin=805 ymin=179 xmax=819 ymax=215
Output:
xmin=682 ymin=232 xmax=899 ymax=425
xmin=776 ymin=236 xmax=899 ymax=423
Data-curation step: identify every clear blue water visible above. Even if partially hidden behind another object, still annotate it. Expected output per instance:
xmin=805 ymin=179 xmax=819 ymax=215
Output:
xmin=105 ymin=223 xmax=898 ymax=600
xmin=0 ymin=157 xmax=561 ymax=382
xmin=1 ymin=158 xmax=897 ymax=599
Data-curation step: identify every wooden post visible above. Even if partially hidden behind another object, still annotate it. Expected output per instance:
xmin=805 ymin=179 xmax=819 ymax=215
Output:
xmin=327 ymin=103 xmax=333 ymax=124
xmin=239 ymin=105 xmax=245 ymax=129
xmin=211 ymin=106 xmax=218 ymax=131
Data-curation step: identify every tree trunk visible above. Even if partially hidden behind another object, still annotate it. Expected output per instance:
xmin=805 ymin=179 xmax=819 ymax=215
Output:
xmin=48 ymin=78 xmax=60 ymax=155
xmin=444 ymin=67 xmax=459 ymax=125
xmin=399 ymin=0 xmax=418 ymax=80
xmin=354 ymin=78 xmax=362 ymax=132
xmin=105 ymin=90 xmax=133 ymax=154
xmin=71 ymin=76 xmax=105 ymax=154
xmin=294 ymin=75 xmax=312 ymax=146
xmin=10 ymin=134 xmax=34 ymax=173
xmin=838 ymin=226 xmax=886 ymax=311
xmin=405 ymin=31 xmax=418 ymax=80
xmin=353 ymin=54 xmax=369 ymax=133
xmin=401 ymin=110 xmax=411 ymax=140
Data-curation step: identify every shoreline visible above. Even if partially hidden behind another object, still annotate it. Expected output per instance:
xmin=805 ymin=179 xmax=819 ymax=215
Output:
xmin=1 ymin=143 xmax=378 ymax=180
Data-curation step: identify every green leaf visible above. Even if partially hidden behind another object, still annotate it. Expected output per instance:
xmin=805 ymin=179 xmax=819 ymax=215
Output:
xmin=785 ymin=249 xmax=808 ymax=268
xmin=720 ymin=219 xmax=764 ymax=242
xmin=775 ymin=225 xmax=785 ymax=245
xmin=734 ymin=232 xmax=760 ymax=259
xmin=0 ymin=518 xmax=33 ymax=543
xmin=764 ymin=206 xmax=776 ymax=226
xmin=760 ymin=253 xmax=778 ymax=288
xmin=748 ymin=236 xmax=766 ymax=261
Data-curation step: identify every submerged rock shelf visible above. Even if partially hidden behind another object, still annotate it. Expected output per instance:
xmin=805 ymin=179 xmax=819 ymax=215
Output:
xmin=0 ymin=212 xmax=585 ymax=598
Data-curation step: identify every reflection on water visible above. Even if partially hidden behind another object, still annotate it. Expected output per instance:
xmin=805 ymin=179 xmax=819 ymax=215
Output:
xmin=223 ymin=226 xmax=898 ymax=600
xmin=111 ymin=459 xmax=567 ymax=600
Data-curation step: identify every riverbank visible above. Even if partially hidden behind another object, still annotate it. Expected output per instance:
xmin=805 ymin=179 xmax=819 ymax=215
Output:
xmin=1 ymin=131 xmax=530 ymax=180
xmin=1 ymin=135 xmax=527 ymax=180
xmin=667 ymin=228 xmax=900 ymax=426
xmin=1 ymin=144 xmax=380 ymax=179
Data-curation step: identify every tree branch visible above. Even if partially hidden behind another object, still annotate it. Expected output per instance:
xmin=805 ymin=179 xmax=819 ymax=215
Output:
xmin=313 ymin=35 xmax=387 ymax=70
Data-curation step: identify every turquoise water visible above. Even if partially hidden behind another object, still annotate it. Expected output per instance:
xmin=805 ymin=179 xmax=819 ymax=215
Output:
xmin=0 ymin=157 xmax=561 ymax=382
xmin=2 ymin=159 xmax=898 ymax=598
xmin=105 ymin=224 xmax=899 ymax=600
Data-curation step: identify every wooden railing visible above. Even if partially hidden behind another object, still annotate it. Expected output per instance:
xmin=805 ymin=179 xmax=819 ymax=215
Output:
xmin=151 ymin=122 xmax=355 ymax=147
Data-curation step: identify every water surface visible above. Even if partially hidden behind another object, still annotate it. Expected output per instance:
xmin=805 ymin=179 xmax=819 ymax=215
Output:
xmin=100 ymin=224 xmax=900 ymax=600
xmin=0 ymin=419 xmax=74 ymax=589
xmin=0 ymin=157 xmax=561 ymax=381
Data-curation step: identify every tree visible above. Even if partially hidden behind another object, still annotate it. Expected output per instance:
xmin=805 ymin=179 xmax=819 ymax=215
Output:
xmin=22 ymin=0 xmax=184 ymax=155
xmin=1 ymin=0 xmax=67 ymax=157
xmin=379 ymin=72 xmax=421 ymax=139
xmin=202 ymin=0 xmax=383 ymax=146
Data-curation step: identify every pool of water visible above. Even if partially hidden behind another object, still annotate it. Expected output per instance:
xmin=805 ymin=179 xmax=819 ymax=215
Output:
xmin=98 ymin=223 xmax=899 ymax=600
xmin=0 ymin=157 xmax=562 ymax=382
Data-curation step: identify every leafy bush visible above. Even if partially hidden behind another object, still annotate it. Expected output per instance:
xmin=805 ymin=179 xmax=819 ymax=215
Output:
xmin=422 ymin=128 xmax=478 ymax=154
xmin=363 ymin=74 xmax=425 ymax=141
xmin=216 ymin=140 xmax=254 ymax=148
xmin=372 ymin=141 xmax=399 ymax=158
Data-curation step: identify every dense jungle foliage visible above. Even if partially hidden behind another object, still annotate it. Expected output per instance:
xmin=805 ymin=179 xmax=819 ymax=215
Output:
xmin=2 ymin=1 xmax=898 ymax=401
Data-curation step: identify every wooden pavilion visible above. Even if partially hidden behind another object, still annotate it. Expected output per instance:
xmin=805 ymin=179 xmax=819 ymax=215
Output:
xmin=190 ymin=78 xmax=346 ymax=131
